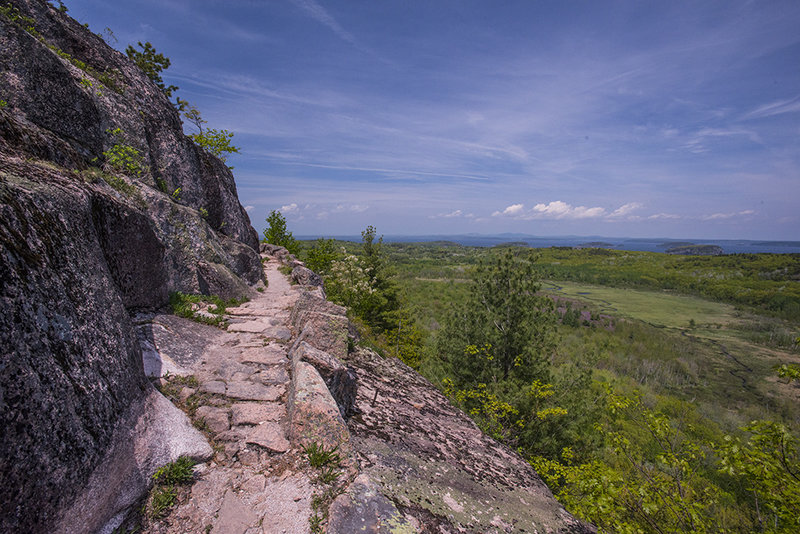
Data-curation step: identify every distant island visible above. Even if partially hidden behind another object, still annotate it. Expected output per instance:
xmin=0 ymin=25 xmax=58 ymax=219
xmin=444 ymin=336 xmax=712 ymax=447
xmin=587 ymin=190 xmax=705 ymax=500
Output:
xmin=658 ymin=241 xmax=695 ymax=248
xmin=665 ymin=244 xmax=724 ymax=255
xmin=577 ymin=242 xmax=615 ymax=249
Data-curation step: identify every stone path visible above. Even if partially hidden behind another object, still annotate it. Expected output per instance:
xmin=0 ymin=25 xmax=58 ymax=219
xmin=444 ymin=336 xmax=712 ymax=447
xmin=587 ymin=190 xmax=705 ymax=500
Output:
xmin=145 ymin=255 xmax=315 ymax=534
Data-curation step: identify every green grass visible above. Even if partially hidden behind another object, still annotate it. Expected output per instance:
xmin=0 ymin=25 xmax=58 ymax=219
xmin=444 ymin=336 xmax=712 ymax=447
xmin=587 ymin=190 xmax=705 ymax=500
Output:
xmin=542 ymin=280 xmax=739 ymax=329
xmin=303 ymin=442 xmax=340 ymax=469
xmin=168 ymin=292 xmax=248 ymax=328
xmin=152 ymin=456 xmax=195 ymax=485
xmin=149 ymin=486 xmax=177 ymax=519
xmin=145 ymin=456 xmax=197 ymax=521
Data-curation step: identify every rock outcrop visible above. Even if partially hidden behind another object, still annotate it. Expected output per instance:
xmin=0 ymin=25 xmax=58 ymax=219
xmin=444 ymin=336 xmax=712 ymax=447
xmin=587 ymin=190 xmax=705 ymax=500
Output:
xmin=0 ymin=1 xmax=262 ymax=531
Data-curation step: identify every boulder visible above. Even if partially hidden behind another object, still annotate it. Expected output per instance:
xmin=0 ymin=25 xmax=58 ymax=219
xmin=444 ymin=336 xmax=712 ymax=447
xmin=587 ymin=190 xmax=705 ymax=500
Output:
xmin=290 ymin=341 xmax=358 ymax=417
xmin=291 ymin=264 xmax=323 ymax=288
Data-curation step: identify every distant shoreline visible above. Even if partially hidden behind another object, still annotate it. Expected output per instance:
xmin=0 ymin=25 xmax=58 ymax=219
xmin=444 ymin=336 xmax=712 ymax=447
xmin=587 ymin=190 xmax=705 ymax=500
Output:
xmin=295 ymin=234 xmax=800 ymax=254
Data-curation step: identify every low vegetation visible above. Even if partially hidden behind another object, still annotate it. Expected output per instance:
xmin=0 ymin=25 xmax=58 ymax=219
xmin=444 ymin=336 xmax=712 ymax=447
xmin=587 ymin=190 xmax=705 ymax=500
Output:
xmin=168 ymin=291 xmax=247 ymax=328
xmin=145 ymin=456 xmax=196 ymax=520
xmin=98 ymin=128 xmax=148 ymax=177
xmin=294 ymin=236 xmax=799 ymax=533
xmin=303 ymin=442 xmax=344 ymax=533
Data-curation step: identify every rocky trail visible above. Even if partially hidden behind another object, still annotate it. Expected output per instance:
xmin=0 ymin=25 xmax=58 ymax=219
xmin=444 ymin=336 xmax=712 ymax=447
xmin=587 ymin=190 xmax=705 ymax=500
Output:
xmin=135 ymin=251 xmax=343 ymax=534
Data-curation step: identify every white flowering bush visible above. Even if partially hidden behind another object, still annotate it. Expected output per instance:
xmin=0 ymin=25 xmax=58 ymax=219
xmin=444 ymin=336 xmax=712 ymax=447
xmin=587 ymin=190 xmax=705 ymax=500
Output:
xmin=325 ymin=250 xmax=378 ymax=315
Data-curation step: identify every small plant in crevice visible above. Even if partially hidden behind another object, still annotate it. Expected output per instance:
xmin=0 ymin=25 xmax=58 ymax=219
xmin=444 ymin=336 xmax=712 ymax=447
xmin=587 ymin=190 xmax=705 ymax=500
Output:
xmin=148 ymin=485 xmax=176 ymax=519
xmin=171 ymin=187 xmax=182 ymax=202
xmin=80 ymin=166 xmax=144 ymax=206
xmin=144 ymin=456 xmax=196 ymax=521
xmin=155 ymin=177 xmax=168 ymax=193
xmin=168 ymin=291 xmax=248 ymax=329
xmin=303 ymin=441 xmax=345 ymax=532
xmin=309 ymin=513 xmax=324 ymax=534
xmin=317 ymin=465 xmax=340 ymax=484
xmin=97 ymin=128 xmax=148 ymax=177
xmin=198 ymin=207 xmax=209 ymax=218
xmin=303 ymin=442 xmax=341 ymax=469
xmin=152 ymin=456 xmax=195 ymax=486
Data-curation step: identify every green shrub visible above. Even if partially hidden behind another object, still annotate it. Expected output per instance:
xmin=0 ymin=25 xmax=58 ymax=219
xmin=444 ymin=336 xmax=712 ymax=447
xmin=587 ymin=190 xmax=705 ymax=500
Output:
xmin=189 ymin=129 xmax=240 ymax=162
xmin=100 ymin=128 xmax=147 ymax=177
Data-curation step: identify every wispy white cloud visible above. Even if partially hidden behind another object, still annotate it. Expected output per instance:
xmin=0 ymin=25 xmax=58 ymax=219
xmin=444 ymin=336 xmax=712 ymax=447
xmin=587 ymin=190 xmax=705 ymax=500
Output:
xmin=243 ymin=205 xmax=255 ymax=212
xmin=280 ymin=203 xmax=299 ymax=213
xmin=703 ymin=210 xmax=756 ymax=220
xmin=288 ymin=0 xmax=356 ymax=44
xmin=743 ymin=96 xmax=800 ymax=120
xmin=532 ymin=201 xmax=606 ymax=219
xmin=608 ymin=202 xmax=643 ymax=218
xmin=333 ymin=204 xmax=369 ymax=213
xmin=493 ymin=201 xmax=609 ymax=220
xmin=430 ymin=209 xmax=475 ymax=219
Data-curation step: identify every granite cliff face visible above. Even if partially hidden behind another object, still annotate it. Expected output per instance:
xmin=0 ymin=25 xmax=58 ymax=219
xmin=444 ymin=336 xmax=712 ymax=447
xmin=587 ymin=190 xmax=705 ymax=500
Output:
xmin=0 ymin=1 xmax=261 ymax=531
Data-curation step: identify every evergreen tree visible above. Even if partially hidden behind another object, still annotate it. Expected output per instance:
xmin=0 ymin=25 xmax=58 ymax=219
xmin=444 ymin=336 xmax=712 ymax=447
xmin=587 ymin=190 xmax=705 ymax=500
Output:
xmin=263 ymin=210 xmax=299 ymax=254
xmin=358 ymin=226 xmax=400 ymax=331
xmin=439 ymin=249 xmax=557 ymax=387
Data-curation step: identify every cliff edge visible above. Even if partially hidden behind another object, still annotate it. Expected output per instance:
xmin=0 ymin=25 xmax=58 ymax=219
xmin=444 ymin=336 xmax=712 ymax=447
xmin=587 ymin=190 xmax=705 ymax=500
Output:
xmin=0 ymin=1 xmax=262 ymax=531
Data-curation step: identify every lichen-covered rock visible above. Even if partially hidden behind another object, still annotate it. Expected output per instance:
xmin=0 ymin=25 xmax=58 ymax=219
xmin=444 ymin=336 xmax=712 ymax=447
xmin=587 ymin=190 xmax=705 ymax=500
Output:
xmin=342 ymin=347 xmax=595 ymax=533
xmin=328 ymin=474 xmax=418 ymax=534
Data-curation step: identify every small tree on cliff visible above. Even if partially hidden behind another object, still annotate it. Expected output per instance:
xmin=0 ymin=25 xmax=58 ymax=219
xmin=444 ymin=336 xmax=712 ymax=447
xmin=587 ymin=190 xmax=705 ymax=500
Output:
xmin=176 ymin=98 xmax=240 ymax=162
xmin=125 ymin=41 xmax=178 ymax=97
xmin=263 ymin=210 xmax=299 ymax=254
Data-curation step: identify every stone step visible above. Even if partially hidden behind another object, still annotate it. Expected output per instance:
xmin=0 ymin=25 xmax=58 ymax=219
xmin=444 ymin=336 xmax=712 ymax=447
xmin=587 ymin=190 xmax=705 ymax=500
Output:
xmin=239 ymin=346 xmax=288 ymax=366
xmin=231 ymin=402 xmax=284 ymax=425
xmin=225 ymin=381 xmax=285 ymax=402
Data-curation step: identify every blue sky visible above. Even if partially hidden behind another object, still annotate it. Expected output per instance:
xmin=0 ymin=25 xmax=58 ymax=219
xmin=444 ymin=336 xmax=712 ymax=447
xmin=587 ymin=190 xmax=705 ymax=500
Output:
xmin=68 ymin=0 xmax=800 ymax=240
